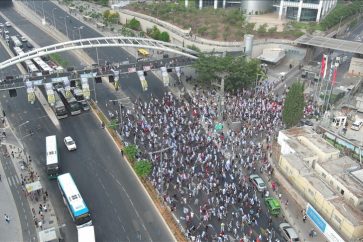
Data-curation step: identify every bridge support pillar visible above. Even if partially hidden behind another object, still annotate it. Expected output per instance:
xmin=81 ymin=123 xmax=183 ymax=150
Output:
xmin=199 ymin=0 xmax=203 ymax=9
xmin=304 ymin=46 xmax=315 ymax=62
xmin=185 ymin=0 xmax=188 ymax=8
xmin=223 ymin=0 xmax=226 ymax=8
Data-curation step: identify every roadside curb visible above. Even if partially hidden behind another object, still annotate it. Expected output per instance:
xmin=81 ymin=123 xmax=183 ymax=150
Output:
xmin=89 ymin=100 xmax=183 ymax=242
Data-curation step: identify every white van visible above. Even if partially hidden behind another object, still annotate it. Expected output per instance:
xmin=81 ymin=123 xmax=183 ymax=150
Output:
xmin=351 ymin=120 xmax=363 ymax=131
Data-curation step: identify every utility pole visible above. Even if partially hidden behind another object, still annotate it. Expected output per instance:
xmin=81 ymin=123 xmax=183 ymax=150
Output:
xmin=109 ymin=97 xmax=132 ymax=132
xmin=212 ymin=75 xmax=225 ymax=122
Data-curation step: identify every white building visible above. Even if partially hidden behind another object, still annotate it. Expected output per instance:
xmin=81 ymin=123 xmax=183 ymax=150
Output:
xmin=276 ymin=0 xmax=338 ymax=22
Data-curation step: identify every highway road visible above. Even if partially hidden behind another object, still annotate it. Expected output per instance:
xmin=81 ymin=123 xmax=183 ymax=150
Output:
xmin=0 ymin=7 xmax=174 ymax=242
xmin=22 ymin=0 xmax=169 ymax=101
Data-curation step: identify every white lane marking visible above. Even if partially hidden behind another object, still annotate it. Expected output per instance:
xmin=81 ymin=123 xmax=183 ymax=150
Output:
xmin=7 ymin=176 xmax=13 ymax=186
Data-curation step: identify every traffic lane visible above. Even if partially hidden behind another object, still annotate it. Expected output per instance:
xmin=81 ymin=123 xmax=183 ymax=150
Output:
xmin=57 ymin=113 xmax=174 ymax=241
xmin=1 ymin=7 xmax=83 ymax=69
xmin=0 ymin=88 xmax=78 ymax=242
xmin=7 ymin=3 xmax=167 ymax=99
xmin=28 ymin=0 xmax=136 ymax=63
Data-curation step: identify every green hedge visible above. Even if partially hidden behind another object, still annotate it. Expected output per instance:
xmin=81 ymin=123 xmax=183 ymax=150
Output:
xmin=320 ymin=1 xmax=363 ymax=30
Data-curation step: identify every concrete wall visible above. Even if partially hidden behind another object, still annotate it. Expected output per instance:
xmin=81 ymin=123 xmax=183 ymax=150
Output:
xmin=118 ymin=9 xmax=294 ymax=53
xmin=348 ymin=57 xmax=363 ymax=77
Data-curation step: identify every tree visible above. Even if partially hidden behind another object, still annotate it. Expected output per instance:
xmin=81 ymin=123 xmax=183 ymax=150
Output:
xmin=103 ymin=10 xmax=111 ymax=21
xmin=282 ymin=82 xmax=305 ymax=128
xmin=159 ymin=31 xmax=170 ymax=42
xmin=148 ymin=26 xmax=161 ymax=40
xmin=243 ymin=22 xmax=256 ymax=35
xmin=127 ymin=18 xmax=141 ymax=31
xmin=134 ymin=159 xmax=152 ymax=178
xmin=193 ymin=55 xmax=262 ymax=91
xmin=123 ymin=144 xmax=138 ymax=163
xmin=257 ymin=23 xmax=268 ymax=34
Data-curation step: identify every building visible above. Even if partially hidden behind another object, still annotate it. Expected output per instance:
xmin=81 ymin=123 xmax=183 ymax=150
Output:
xmin=190 ymin=0 xmax=273 ymax=14
xmin=277 ymin=127 xmax=363 ymax=241
xmin=276 ymin=0 xmax=338 ymax=22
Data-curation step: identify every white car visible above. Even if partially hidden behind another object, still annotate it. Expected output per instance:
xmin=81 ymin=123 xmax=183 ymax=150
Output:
xmin=249 ymin=174 xmax=267 ymax=192
xmin=279 ymin=223 xmax=300 ymax=242
xmin=64 ymin=136 xmax=77 ymax=151
xmin=0 ymin=23 xmax=3 ymax=27
xmin=5 ymin=22 xmax=11 ymax=27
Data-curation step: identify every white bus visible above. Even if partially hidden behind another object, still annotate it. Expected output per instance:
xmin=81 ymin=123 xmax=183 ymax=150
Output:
xmin=33 ymin=56 xmax=53 ymax=74
xmin=78 ymin=226 xmax=95 ymax=242
xmin=57 ymin=173 xmax=92 ymax=228
xmin=13 ymin=46 xmax=39 ymax=74
xmin=46 ymin=135 xmax=59 ymax=179
xmin=10 ymin=36 xmax=22 ymax=47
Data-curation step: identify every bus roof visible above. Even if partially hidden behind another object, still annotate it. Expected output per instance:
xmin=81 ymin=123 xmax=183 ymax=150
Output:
xmin=78 ymin=226 xmax=95 ymax=242
xmin=46 ymin=135 xmax=58 ymax=165
xmin=57 ymin=173 xmax=89 ymax=217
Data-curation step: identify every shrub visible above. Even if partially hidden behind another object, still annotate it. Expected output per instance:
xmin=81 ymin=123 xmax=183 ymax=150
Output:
xmin=127 ymin=17 xmax=141 ymax=31
xmin=159 ymin=31 xmax=170 ymax=42
xmin=123 ymin=144 xmax=138 ymax=163
xmin=134 ymin=159 xmax=152 ymax=178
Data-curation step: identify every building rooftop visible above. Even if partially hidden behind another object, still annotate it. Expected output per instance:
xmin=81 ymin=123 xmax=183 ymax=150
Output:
xmin=329 ymin=197 xmax=363 ymax=226
xmin=303 ymin=133 xmax=338 ymax=155
xmin=280 ymin=126 xmax=315 ymax=138
xmin=283 ymin=153 xmax=311 ymax=176
xmin=304 ymin=174 xmax=337 ymax=199
xmin=320 ymin=156 xmax=363 ymax=198
xmin=285 ymin=138 xmax=317 ymax=160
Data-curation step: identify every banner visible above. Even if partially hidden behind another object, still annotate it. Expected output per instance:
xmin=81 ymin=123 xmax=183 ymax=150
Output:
xmin=137 ymin=70 xmax=148 ymax=91
xmin=45 ymin=83 xmax=55 ymax=106
xmin=320 ymin=54 xmax=328 ymax=79
xmin=81 ymin=77 xmax=90 ymax=100
xmin=25 ymin=81 xmax=35 ymax=104
xmin=331 ymin=67 xmax=337 ymax=86
xmin=160 ymin=67 xmax=169 ymax=87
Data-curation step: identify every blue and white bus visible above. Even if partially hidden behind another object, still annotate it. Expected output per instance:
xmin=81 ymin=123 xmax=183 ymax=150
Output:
xmin=57 ymin=173 xmax=92 ymax=228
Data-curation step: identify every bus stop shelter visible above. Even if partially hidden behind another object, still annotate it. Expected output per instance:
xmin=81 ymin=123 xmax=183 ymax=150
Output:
xmin=39 ymin=227 xmax=62 ymax=242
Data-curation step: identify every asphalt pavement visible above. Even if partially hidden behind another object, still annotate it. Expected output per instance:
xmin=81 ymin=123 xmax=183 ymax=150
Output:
xmin=0 ymin=6 xmax=175 ymax=242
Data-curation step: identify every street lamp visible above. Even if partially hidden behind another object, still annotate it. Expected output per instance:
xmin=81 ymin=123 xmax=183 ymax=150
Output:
xmin=109 ymin=97 xmax=131 ymax=132
xmin=16 ymin=120 xmax=30 ymax=163
xmin=337 ymin=16 xmax=344 ymax=35
xmin=60 ymin=16 xmax=69 ymax=38
xmin=52 ymin=8 xmax=57 ymax=28
xmin=77 ymin=26 xmax=84 ymax=39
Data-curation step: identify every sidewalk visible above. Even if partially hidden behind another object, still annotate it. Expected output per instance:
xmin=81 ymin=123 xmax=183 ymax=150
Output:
xmin=0 ymin=156 xmax=23 ymax=242
xmin=0 ymin=106 xmax=60 ymax=242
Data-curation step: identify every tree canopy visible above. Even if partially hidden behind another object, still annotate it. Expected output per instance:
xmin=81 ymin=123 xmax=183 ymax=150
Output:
xmin=192 ymin=55 xmax=262 ymax=91
xmin=282 ymin=82 xmax=305 ymax=128
xmin=134 ymin=159 xmax=153 ymax=178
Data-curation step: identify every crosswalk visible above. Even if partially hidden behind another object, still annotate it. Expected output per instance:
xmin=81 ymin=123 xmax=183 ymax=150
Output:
xmin=6 ymin=175 xmax=20 ymax=187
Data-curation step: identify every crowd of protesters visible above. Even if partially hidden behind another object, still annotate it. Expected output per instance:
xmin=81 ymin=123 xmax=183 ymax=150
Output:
xmin=115 ymin=81 xmax=284 ymax=241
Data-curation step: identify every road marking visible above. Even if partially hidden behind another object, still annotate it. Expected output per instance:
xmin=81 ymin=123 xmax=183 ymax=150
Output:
xmin=12 ymin=176 xmax=17 ymax=185
xmin=7 ymin=176 xmax=13 ymax=186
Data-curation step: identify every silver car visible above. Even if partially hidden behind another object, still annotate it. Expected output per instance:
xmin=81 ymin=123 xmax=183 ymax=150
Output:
xmin=279 ymin=223 xmax=300 ymax=242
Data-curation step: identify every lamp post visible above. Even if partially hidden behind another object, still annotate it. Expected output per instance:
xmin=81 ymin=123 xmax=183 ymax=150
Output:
xmin=41 ymin=0 xmax=46 ymax=21
xmin=60 ymin=16 xmax=69 ymax=38
xmin=52 ymin=8 xmax=57 ymax=28
xmin=77 ymin=26 xmax=84 ymax=39
xmin=337 ymin=16 xmax=344 ymax=35
xmin=109 ymin=97 xmax=131 ymax=132
xmin=16 ymin=120 xmax=30 ymax=163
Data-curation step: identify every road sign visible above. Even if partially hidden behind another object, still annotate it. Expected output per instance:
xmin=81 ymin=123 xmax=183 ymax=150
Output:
xmin=306 ymin=203 xmax=345 ymax=242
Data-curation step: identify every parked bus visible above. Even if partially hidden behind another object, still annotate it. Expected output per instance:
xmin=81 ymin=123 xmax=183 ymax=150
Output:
xmin=10 ymin=36 xmax=22 ymax=47
xmin=56 ymin=87 xmax=82 ymax=115
xmin=46 ymin=135 xmax=59 ymax=179
xmin=57 ymin=173 xmax=92 ymax=228
xmin=137 ymin=48 xmax=149 ymax=57
xmin=53 ymin=91 xmax=68 ymax=119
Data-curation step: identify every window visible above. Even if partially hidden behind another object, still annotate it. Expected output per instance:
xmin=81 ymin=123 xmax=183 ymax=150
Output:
xmin=341 ymin=189 xmax=344 ymax=195
xmin=333 ymin=215 xmax=342 ymax=224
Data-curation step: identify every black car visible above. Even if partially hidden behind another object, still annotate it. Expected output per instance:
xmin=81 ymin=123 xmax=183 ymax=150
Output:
xmin=300 ymin=119 xmax=314 ymax=126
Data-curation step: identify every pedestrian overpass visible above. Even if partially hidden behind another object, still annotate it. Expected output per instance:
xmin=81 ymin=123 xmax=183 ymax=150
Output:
xmin=0 ymin=36 xmax=198 ymax=70
xmin=295 ymin=35 xmax=363 ymax=55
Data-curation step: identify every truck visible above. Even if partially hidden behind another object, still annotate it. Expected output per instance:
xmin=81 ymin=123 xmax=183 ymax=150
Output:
xmin=56 ymin=87 xmax=81 ymax=115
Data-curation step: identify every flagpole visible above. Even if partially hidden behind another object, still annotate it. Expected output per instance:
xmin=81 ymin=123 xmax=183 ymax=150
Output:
xmin=316 ymin=54 xmax=328 ymax=113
